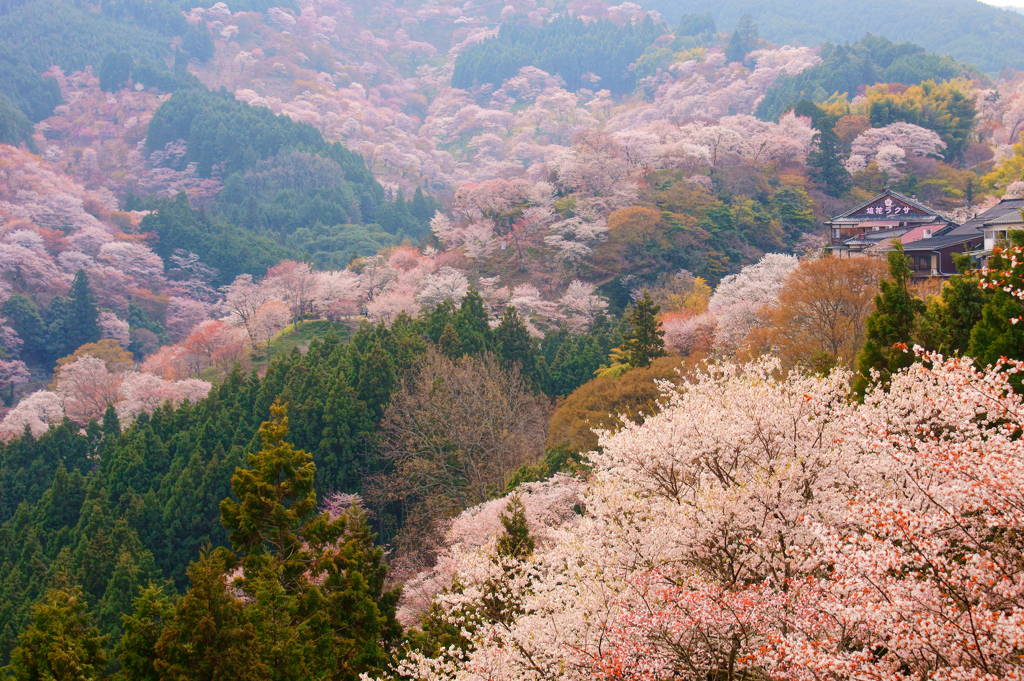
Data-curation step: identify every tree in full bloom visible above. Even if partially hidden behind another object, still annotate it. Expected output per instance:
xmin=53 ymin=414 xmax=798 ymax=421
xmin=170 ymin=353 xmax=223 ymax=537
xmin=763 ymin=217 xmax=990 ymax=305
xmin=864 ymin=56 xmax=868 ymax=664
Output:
xmin=708 ymin=253 xmax=799 ymax=352
xmin=385 ymin=347 xmax=1024 ymax=681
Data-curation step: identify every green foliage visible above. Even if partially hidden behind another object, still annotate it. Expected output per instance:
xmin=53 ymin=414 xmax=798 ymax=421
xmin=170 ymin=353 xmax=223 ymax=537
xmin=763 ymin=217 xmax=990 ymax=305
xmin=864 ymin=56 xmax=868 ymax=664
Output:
xmin=913 ymin=253 xmax=987 ymax=355
xmin=495 ymin=496 xmax=534 ymax=561
xmin=621 ymin=292 xmax=666 ymax=368
xmin=0 ymin=0 xmax=204 ymax=99
xmin=217 ymin=404 xmax=399 ymax=680
xmin=725 ymin=14 xmax=758 ymax=64
xmin=47 ymin=270 xmax=101 ymax=362
xmin=151 ymin=550 xmax=264 ymax=681
xmin=0 ymin=294 xmax=619 ymax=664
xmin=853 ymin=245 xmax=925 ymax=397
xmin=866 ymin=79 xmax=977 ymax=162
xmin=0 ymin=51 xmax=62 ymax=122
xmin=453 ymin=15 xmax=664 ymax=94
xmin=2 ymin=586 xmax=107 ymax=681
xmin=494 ymin=306 xmax=540 ymax=386
xmin=143 ymin=90 xmax=430 ymax=275
xmin=639 ymin=0 xmax=1024 ymax=73
xmin=676 ymin=13 xmax=716 ymax=37
xmin=798 ymin=101 xmax=852 ymax=197
xmin=99 ymin=52 xmax=135 ymax=92
xmin=141 ymin=194 xmax=290 ymax=286
xmin=0 ymin=93 xmax=33 ymax=148
xmin=758 ymin=35 xmax=973 ymax=121
xmin=115 ymin=585 xmax=175 ymax=681
xmin=2 ymin=294 xmax=48 ymax=365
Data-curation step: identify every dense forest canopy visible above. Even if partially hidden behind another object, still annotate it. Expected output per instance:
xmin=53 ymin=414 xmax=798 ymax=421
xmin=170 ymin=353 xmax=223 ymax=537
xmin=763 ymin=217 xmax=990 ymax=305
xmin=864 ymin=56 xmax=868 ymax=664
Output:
xmin=453 ymin=15 xmax=664 ymax=93
xmin=5 ymin=0 xmax=1024 ymax=678
xmin=757 ymin=35 xmax=977 ymax=120
xmin=639 ymin=0 xmax=1024 ymax=73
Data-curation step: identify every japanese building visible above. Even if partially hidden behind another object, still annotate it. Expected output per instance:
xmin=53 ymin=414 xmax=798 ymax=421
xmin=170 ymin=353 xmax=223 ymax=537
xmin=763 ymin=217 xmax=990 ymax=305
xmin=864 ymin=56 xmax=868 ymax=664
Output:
xmin=826 ymin=190 xmax=952 ymax=259
xmin=825 ymin=189 xmax=1024 ymax=278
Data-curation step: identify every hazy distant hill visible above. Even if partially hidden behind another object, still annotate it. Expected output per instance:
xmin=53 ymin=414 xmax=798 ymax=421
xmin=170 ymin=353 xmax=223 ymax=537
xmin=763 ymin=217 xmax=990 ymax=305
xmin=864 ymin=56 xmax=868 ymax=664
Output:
xmin=641 ymin=0 xmax=1024 ymax=72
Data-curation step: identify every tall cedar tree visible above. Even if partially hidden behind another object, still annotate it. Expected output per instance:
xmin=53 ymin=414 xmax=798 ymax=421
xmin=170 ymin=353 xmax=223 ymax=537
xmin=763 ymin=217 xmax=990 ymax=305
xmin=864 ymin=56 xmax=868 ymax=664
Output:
xmin=219 ymin=403 xmax=400 ymax=680
xmin=725 ymin=14 xmax=759 ymax=64
xmin=3 ymin=586 xmax=107 ymax=681
xmin=50 ymin=270 xmax=100 ymax=361
xmin=853 ymin=244 xmax=925 ymax=397
xmin=965 ymin=232 xmax=1024 ymax=370
xmin=622 ymin=292 xmax=666 ymax=368
xmin=797 ymin=101 xmax=852 ymax=197
xmin=453 ymin=288 xmax=492 ymax=356
xmin=494 ymin=306 xmax=539 ymax=385
xmin=116 ymin=585 xmax=176 ymax=681
xmin=914 ymin=253 xmax=987 ymax=355
xmin=152 ymin=550 xmax=266 ymax=681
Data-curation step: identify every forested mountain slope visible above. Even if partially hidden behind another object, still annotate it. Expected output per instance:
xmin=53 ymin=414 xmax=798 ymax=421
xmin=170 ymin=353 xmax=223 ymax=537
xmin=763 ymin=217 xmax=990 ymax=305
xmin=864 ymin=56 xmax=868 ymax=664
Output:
xmin=640 ymin=0 xmax=1024 ymax=72
xmin=6 ymin=0 xmax=1024 ymax=677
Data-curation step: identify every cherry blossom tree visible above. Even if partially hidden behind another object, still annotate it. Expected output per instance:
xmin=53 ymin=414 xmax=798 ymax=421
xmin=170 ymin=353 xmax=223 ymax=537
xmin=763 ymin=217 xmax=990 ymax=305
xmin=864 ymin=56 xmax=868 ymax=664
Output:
xmin=0 ymin=390 xmax=64 ymax=439
xmin=845 ymin=122 xmax=947 ymax=176
xmin=708 ymin=253 xmax=799 ymax=352
xmin=52 ymin=355 xmax=123 ymax=424
xmin=387 ymin=352 xmax=1024 ymax=681
xmin=98 ymin=311 xmax=130 ymax=346
xmin=116 ymin=372 xmax=211 ymax=423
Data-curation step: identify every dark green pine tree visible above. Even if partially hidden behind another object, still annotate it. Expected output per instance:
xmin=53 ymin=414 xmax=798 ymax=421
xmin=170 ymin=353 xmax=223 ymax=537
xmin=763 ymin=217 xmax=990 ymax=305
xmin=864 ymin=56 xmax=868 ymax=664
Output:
xmin=115 ymin=584 xmax=176 ymax=681
xmin=621 ymin=292 xmax=666 ymax=368
xmin=50 ymin=270 xmax=100 ymax=360
xmin=2 ymin=294 xmax=48 ymax=365
xmin=97 ymin=548 xmax=159 ymax=637
xmin=220 ymin=403 xmax=400 ymax=681
xmin=967 ymin=292 xmax=1024 ymax=369
xmin=152 ymin=550 xmax=266 ymax=681
xmin=98 ymin=52 xmax=133 ymax=92
xmin=796 ymin=101 xmax=852 ymax=198
xmin=422 ymin=299 xmax=456 ymax=343
xmin=495 ymin=495 xmax=534 ymax=561
xmin=494 ymin=306 xmax=539 ymax=385
xmin=437 ymin=321 xmax=462 ymax=359
xmin=3 ymin=585 xmax=107 ymax=681
xmin=725 ymin=14 xmax=758 ymax=64
xmin=220 ymin=402 xmax=318 ymax=584
xmin=914 ymin=253 xmax=988 ymax=355
xmin=453 ymin=288 xmax=492 ymax=356
xmin=354 ymin=339 xmax=396 ymax=421
xmin=853 ymin=245 xmax=925 ymax=397
xmin=316 ymin=381 xmax=374 ymax=494
xmin=807 ymin=126 xmax=852 ymax=197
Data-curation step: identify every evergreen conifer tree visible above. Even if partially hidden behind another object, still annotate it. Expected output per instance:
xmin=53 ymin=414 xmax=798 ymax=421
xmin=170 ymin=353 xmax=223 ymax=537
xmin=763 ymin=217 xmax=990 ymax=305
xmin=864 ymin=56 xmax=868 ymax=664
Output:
xmin=438 ymin=322 xmax=462 ymax=358
xmin=453 ymin=288 xmax=491 ymax=356
xmin=1 ymin=294 xmax=48 ymax=365
xmin=3 ymin=586 xmax=107 ymax=681
xmin=495 ymin=495 xmax=534 ymax=561
xmin=621 ymin=292 xmax=666 ymax=368
xmin=853 ymin=244 xmax=925 ymax=397
xmin=218 ymin=403 xmax=400 ymax=680
xmin=725 ymin=14 xmax=758 ymax=63
xmin=494 ymin=306 xmax=538 ymax=384
xmin=152 ymin=550 xmax=265 ymax=681
xmin=115 ymin=584 xmax=175 ymax=681
xmin=50 ymin=270 xmax=100 ymax=360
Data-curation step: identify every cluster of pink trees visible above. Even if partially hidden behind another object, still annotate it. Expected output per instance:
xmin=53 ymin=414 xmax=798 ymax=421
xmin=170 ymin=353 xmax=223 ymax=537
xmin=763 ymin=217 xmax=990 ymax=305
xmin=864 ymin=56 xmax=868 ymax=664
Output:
xmin=37 ymin=70 xmax=222 ymax=204
xmin=138 ymin=251 xmax=607 ymax=380
xmin=0 ymin=354 xmax=209 ymax=438
xmin=845 ymin=122 xmax=948 ymax=176
xmin=0 ymin=144 xmax=212 ymax=345
xmin=191 ymin=0 xmax=820 ymax=199
xmin=390 ymin=352 xmax=1024 ymax=681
